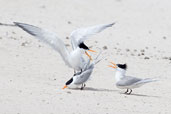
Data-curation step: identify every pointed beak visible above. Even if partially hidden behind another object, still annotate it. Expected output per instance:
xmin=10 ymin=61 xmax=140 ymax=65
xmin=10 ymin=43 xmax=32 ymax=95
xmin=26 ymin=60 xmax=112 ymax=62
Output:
xmin=62 ymin=85 xmax=67 ymax=89
xmin=88 ymin=50 xmax=96 ymax=52
xmin=85 ymin=49 xmax=96 ymax=60
xmin=108 ymin=62 xmax=117 ymax=69
xmin=85 ymin=51 xmax=92 ymax=60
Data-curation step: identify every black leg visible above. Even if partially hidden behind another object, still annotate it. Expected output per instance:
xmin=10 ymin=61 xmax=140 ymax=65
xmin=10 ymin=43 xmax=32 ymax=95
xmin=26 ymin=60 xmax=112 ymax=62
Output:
xmin=83 ymin=84 xmax=86 ymax=88
xmin=80 ymin=83 xmax=86 ymax=90
xmin=80 ymin=84 xmax=84 ymax=90
xmin=124 ymin=89 xmax=129 ymax=94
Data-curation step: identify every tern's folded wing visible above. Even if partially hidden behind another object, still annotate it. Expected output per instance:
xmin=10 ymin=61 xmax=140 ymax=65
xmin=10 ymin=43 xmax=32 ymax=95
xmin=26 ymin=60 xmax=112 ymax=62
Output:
xmin=14 ymin=22 xmax=71 ymax=67
xmin=74 ymin=68 xmax=93 ymax=84
xmin=117 ymin=76 xmax=142 ymax=86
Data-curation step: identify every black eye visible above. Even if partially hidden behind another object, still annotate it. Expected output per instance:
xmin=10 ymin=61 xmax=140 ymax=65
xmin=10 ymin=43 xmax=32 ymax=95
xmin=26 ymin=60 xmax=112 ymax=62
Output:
xmin=117 ymin=64 xmax=127 ymax=70
xmin=79 ymin=42 xmax=89 ymax=50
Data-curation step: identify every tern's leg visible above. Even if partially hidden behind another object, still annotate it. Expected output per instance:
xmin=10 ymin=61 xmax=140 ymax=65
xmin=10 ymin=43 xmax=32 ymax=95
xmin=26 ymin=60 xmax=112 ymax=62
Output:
xmin=124 ymin=89 xmax=129 ymax=94
xmin=80 ymin=84 xmax=84 ymax=90
xmin=127 ymin=89 xmax=132 ymax=95
xmin=83 ymin=84 xmax=86 ymax=88
xmin=80 ymin=83 xmax=86 ymax=90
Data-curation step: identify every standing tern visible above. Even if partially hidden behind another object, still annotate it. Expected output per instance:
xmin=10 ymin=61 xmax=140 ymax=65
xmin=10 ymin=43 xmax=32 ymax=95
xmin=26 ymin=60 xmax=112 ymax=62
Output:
xmin=14 ymin=22 xmax=114 ymax=73
xmin=108 ymin=62 xmax=157 ymax=94
xmin=62 ymin=51 xmax=102 ymax=90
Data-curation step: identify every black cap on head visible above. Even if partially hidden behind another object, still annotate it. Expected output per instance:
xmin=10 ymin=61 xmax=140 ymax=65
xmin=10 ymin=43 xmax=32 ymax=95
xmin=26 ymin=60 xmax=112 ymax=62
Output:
xmin=117 ymin=64 xmax=127 ymax=70
xmin=79 ymin=42 xmax=89 ymax=50
xmin=65 ymin=78 xmax=73 ymax=85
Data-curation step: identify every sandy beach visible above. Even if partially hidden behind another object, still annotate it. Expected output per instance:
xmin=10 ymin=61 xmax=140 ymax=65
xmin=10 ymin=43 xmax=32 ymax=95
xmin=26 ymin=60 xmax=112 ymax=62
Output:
xmin=0 ymin=0 xmax=171 ymax=114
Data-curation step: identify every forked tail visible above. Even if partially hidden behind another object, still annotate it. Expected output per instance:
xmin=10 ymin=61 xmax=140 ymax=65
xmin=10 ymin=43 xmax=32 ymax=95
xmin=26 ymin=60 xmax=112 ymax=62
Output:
xmin=135 ymin=78 xmax=157 ymax=85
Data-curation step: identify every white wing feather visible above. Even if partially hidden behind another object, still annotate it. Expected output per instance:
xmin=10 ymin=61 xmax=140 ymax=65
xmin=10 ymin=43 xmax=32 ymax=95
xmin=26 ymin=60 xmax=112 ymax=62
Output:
xmin=14 ymin=22 xmax=71 ymax=67
xmin=70 ymin=22 xmax=115 ymax=50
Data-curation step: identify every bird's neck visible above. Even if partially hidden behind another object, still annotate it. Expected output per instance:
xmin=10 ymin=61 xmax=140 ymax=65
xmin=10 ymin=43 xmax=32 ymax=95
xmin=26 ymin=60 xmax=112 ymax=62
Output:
xmin=74 ymin=47 xmax=84 ymax=55
xmin=115 ymin=68 xmax=126 ymax=82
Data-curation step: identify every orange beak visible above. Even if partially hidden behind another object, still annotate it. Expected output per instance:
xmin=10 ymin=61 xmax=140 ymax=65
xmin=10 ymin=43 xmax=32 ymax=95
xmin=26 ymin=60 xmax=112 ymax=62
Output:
xmin=62 ymin=85 xmax=67 ymax=89
xmin=85 ymin=49 xmax=96 ymax=60
xmin=88 ymin=50 xmax=96 ymax=52
xmin=108 ymin=62 xmax=117 ymax=69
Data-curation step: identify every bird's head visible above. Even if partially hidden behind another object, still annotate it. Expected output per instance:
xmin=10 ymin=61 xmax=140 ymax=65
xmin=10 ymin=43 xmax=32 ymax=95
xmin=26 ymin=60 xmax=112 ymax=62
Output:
xmin=117 ymin=64 xmax=127 ymax=70
xmin=108 ymin=62 xmax=127 ymax=71
xmin=62 ymin=77 xmax=73 ymax=89
xmin=79 ymin=42 xmax=96 ymax=60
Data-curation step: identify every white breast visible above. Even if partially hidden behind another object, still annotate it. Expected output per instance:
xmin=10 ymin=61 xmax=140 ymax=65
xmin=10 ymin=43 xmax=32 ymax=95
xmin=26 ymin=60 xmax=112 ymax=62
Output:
xmin=69 ymin=48 xmax=83 ymax=70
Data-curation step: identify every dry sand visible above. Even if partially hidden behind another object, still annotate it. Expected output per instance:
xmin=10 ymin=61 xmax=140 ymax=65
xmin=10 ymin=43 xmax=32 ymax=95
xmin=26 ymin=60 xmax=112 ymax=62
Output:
xmin=0 ymin=0 xmax=171 ymax=114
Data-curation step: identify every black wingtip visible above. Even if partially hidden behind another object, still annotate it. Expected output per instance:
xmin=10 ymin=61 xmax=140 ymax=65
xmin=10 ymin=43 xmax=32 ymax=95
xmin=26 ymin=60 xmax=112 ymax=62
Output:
xmin=111 ymin=22 xmax=115 ymax=26
xmin=13 ymin=22 xmax=25 ymax=28
xmin=13 ymin=22 xmax=38 ymax=36
xmin=107 ymin=22 xmax=116 ymax=27
xmin=13 ymin=22 xmax=22 ymax=26
xmin=13 ymin=22 xmax=27 ymax=27
xmin=13 ymin=22 xmax=18 ymax=25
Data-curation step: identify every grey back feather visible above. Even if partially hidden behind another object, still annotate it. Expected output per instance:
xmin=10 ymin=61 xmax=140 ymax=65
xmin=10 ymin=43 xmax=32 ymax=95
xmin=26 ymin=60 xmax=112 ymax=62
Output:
xmin=116 ymin=76 xmax=142 ymax=86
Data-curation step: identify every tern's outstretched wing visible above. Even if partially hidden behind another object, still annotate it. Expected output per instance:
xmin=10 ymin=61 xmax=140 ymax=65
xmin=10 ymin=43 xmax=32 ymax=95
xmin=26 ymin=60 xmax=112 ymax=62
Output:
xmin=14 ymin=22 xmax=71 ymax=67
xmin=70 ymin=22 xmax=115 ymax=50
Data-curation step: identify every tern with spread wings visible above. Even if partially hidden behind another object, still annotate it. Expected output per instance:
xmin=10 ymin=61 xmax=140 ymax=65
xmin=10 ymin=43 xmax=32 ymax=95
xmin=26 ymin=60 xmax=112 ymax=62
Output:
xmin=14 ymin=22 xmax=114 ymax=73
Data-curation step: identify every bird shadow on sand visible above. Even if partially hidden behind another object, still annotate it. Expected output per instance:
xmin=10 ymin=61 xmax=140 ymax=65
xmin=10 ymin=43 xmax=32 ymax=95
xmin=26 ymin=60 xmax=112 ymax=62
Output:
xmin=120 ymin=93 xmax=160 ymax=98
xmin=70 ymin=87 xmax=119 ymax=93
xmin=68 ymin=88 xmax=160 ymax=98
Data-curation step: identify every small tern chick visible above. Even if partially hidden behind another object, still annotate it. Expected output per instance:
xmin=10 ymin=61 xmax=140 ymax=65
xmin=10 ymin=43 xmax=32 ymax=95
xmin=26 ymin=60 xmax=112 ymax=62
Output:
xmin=108 ymin=62 xmax=157 ymax=94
